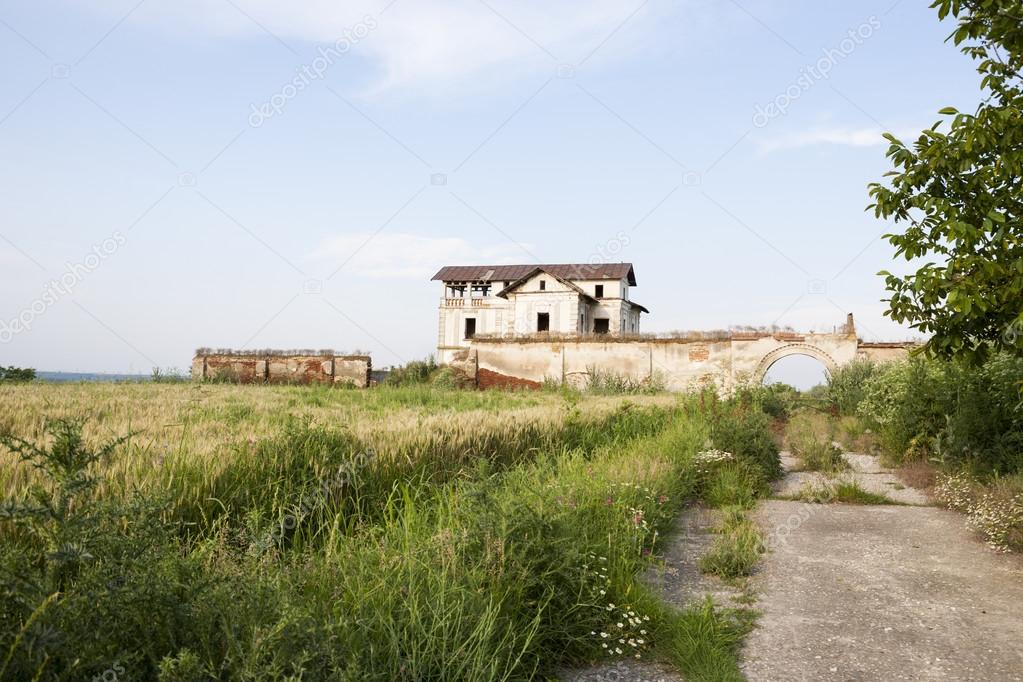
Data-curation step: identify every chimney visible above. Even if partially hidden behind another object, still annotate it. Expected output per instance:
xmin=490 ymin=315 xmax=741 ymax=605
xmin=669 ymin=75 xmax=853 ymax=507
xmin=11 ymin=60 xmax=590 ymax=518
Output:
xmin=846 ymin=313 xmax=855 ymax=335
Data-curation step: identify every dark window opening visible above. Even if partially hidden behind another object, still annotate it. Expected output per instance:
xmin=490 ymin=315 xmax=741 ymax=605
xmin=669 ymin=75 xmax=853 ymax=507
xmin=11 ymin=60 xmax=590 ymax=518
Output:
xmin=594 ymin=318 xmax=610 ymax=334
xmin=595 ymin=284 xmax=604 ymax=298
xmin=537 ymin=313 xmax=550 ymax=332
xmin=464 ymin=318 xmax=476 ymax=339
xmin=539 ymin=280 xmax=546 ymax=291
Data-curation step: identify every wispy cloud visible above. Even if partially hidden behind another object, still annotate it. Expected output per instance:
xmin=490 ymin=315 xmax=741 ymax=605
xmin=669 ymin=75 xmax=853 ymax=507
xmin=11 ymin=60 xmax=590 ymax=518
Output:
xmin=309 ymin=232 xmax=533 ymax=278
xmin=756 ymin=123 xmax=932 ymax=153
xmin=757 ymin=126 xmax=890 ymax=153
xmin=79 ymin=0 xmax=671 ymax=95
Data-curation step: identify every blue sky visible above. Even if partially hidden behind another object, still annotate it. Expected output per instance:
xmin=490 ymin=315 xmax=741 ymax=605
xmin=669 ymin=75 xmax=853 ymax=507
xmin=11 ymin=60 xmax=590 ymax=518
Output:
xmin=0 ymin=0 xmax=980 ymax=379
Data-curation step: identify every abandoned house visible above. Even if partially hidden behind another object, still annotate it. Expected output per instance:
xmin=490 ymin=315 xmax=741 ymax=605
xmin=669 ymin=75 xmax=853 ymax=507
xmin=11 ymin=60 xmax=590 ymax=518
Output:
xmin=432 ymin=263 xmax=649 ymax=363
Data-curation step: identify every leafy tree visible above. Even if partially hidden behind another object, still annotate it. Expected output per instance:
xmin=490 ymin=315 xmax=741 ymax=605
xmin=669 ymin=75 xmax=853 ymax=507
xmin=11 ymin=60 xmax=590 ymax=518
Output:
xmin=869 ymin=0 xmax=1023 ymax=363
xmin=0 ymin=366 xmax=35 ymax=383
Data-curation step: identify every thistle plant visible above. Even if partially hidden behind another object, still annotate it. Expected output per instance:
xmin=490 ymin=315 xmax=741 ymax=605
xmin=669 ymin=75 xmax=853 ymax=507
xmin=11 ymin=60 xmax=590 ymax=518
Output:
xmin=0 ymin=418 xmax=130 ymax=593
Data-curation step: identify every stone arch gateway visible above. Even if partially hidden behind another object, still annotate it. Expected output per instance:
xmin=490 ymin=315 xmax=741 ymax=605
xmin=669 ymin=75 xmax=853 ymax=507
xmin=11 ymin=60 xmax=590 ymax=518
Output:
xmin=751 ymin=343 xmax=840 ymax=384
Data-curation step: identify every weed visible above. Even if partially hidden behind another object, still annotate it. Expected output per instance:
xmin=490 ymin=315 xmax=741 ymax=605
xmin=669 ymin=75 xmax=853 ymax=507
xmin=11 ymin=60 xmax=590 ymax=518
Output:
xmin=698 ymin=508 xmax=764 ymax=580
xmin=786 ymin=412 xmax=847 ymax=474
xmin=789 ymin=479 xmax=897 ymax=505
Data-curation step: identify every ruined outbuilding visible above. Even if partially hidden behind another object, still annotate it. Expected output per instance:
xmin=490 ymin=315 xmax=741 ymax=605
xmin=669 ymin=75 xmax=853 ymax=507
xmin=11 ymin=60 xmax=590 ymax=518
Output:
xmin=191 ymin=349 xmax=371 ymax=387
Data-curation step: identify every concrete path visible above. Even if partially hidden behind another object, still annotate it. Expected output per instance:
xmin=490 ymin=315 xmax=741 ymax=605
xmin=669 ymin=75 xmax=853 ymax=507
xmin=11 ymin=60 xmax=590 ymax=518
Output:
xmin=742 ymin=451 xmax=1023 ymax=681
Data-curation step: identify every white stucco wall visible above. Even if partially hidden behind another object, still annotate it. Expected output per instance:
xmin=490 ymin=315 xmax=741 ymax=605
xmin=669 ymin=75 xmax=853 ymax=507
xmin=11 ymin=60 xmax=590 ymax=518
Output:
xmin=469 ymin=332 xmax=865 ymax=392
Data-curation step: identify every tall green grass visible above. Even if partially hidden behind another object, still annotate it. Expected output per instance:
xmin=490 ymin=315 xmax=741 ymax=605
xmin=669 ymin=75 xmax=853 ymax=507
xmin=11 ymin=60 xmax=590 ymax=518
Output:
xmin=0 ymin=391 xmax=778 ymax=681
xmin=161 ymin=401 xmax=677 ymax=541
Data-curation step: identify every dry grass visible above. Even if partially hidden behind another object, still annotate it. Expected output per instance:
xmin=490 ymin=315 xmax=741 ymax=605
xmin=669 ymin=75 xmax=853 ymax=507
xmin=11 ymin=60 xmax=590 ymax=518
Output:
xmin=835 ymin=415 xmax=881 ymax=456
xmin=785 ymin=412 xmax=847 ymax=474
xmin=0 ymin=382 xmax=676 ymax=499
xmin=897 ymin=459 xmax=938 ymax=491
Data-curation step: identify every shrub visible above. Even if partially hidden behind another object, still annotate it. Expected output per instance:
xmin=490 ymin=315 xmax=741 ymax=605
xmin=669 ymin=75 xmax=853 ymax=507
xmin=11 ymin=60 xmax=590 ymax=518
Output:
xmin=697 ymin=457 xmax=768 ymax=510
xmin=941 ymin=354 xmax=1023 ymax=473
xmin=151 ymin=366 xmax=187 ymax=383
xmin=384 ymin=357 xmax=440 ymax=386
xmin=734 ymin=382 xmax=801 ymax=420
xmin=823 ymin=359 xmax=879 ymax=416
xmin=708 ymin=404 xmax=782 ymax=480
xmin=857 ymin=354 xmax=1023 ymax=473
xmin=0 ymin=419 xmax=206 ymax=681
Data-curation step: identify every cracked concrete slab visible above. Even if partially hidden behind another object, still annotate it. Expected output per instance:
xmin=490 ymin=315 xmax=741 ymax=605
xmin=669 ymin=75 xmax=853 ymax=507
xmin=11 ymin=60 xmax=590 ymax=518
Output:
xmin=559 ymin=661 xmax=684 ymax=682
xmin=773 ymin=450 xmax=931 ymax=506
xmin=744 ymin=451 xmax=1023 ymax=681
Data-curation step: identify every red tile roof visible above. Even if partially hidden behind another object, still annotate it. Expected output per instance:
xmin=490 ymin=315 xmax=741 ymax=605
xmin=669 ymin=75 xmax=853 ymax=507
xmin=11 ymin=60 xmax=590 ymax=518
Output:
xmin=432 ymin=263 xmax=637 ymax=285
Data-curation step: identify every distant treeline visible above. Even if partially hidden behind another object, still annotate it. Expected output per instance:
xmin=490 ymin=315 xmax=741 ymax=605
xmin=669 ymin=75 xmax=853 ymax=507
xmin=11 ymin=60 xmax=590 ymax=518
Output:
xmin=0 ymin=366 xmax=35 ymax=383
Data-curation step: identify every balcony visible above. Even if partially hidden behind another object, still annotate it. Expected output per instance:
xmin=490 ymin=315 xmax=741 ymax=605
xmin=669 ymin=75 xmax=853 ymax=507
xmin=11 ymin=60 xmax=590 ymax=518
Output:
xmin=442 ymin=297 xmax=497 ymax=308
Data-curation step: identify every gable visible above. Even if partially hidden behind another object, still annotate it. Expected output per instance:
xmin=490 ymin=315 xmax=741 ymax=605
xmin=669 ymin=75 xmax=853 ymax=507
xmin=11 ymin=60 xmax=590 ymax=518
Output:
xmin=496 ymin=268 xmax=597 ymax=302
xmin=514 ymin=271 xmax=574 ymax=294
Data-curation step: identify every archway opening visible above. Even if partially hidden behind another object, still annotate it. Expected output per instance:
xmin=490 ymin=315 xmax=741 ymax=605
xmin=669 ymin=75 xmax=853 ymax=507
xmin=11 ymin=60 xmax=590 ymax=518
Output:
xmin=762 ymin=353 xmax=830 ymax=391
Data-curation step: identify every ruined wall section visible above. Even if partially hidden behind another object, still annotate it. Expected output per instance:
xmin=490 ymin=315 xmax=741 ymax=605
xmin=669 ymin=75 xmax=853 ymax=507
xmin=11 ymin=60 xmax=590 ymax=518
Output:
xmin=470 ymin=338 xmax=732 ymax=392
xmin=856 ymin=343 xmax=917 ymax=363
xmin=192 ymin=351 xmax=371 ymax=387
xmin=465 ymin=330 xmax=873 ymax=393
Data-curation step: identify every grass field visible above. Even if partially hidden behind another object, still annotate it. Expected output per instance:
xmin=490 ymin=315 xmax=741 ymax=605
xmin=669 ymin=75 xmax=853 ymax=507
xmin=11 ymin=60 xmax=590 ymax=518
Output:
xmin=0 ymin=382 xmax=779 ymax=681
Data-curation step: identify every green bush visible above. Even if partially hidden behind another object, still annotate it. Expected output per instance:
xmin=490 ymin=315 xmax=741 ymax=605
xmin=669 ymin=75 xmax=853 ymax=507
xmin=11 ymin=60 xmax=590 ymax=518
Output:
xmin=384 ymin=357 xmax=441 ymax=386
xmin=823 ymin=359 xmax=880 ymax=416
xmin=857 ymin=354 xmax=1023 ymax=473
xmin=708 ymin=403 xmax=782 ymax=481
xmin=429 ymin=365 xmax=471 ymax=389
xmin=698 ymin=459 xmax=768 ymax=510
xmin=734 ymin=382 xmax=801 ymax=420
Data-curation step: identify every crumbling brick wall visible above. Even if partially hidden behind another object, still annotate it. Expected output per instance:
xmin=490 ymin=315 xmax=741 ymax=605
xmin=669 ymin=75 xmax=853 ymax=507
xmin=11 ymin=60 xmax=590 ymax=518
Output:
xmin=192 ymin=350 xmax=371 ymax=387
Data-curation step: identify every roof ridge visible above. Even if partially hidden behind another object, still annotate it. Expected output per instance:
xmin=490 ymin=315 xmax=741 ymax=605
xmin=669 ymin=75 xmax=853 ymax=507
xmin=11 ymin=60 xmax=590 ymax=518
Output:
xmin=432 ymin=263 xmax=637 ymax=285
